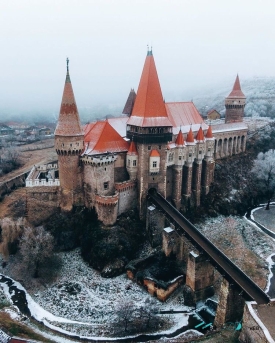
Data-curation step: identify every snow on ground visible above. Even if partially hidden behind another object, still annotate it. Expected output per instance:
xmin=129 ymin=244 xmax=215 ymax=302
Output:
xmin=0 ymin=248 xmax=193 ymax=339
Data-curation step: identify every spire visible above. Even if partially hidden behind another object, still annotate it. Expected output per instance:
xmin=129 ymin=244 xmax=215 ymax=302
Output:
xmin=122 ymin=88 xmax=136 ymax=116
xmin=127 ymin=50 xmax=172 ymax=127
xmin=205 ymin=125 xmax=213 ymax=139
xmin=196 ymin=126 xmax=205 ymax=141
xmin=175 ymin=128 xmax=184 ymax=146
xmin=128 ymin=140 xmax=138 ymax=155
xmin=186 ymin=127 xmax=194 ymax=143
xmin=55 ymin=59 xmax=83 ymax=136
xmin=227 ymin=74 xmax=245 ymax=98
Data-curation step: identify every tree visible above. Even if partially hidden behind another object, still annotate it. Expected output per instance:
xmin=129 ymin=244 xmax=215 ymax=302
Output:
xmin=252 ymin=149 xmax=275 ymax=210
xmin=0 ymin=217 xmax=24 ymax=259
xmin=115 ymin=300 xmax=135 ymax=333
xmin=19 ymin=226 xmax=54 ymax=278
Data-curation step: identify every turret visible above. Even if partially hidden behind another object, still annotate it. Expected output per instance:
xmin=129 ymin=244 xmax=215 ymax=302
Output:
xmin=174 ymin=129 xmax=185 ymax=166
xmin=186 ymin=127 xmax=196 ymax=166
xmin=204 ymin=125 xmax=215 ymax=160
xmin=54 ymin=58 xmax=84 ymax=210
xmin=195 ymin=126 xmax=205 ymax=163
xmin=225 ymin=75 xmax=246 ymax=123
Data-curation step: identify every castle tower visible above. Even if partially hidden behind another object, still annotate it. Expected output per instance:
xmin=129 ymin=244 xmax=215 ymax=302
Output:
xmin=182 ymin=127 xmax=195 ymax=205
xmin=201 ymin=125 xmax=215 ymax=195
xmin=126 ymin=140 xmax=138 ymax=180
xmin=192 ymin=127 xmax=205 ymax=206
xmin=122 ymin=89 xmax=136 ymax=116
xmin=55 ymin=59 xmax=84 ymax=211
xmin=225 ymin=75 xmax=246 ymax=123
xmin=172 ymin=129 xmax=185 ymax=209
xmin=126 ymin=49 xmax=173 ymax=217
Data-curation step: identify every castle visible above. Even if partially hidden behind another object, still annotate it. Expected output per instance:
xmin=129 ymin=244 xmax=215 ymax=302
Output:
xmin=27 ymin=51 xmax=248 ymax=225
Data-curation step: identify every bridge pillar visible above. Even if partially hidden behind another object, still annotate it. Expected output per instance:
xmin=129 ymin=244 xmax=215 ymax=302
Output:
xmin=184 ymin=251 xmax=215 ymax=305
xmin=146 ymin=205 xmax=166 ymax=247
xmin=214 ymin=278 xmax=245 ymax=328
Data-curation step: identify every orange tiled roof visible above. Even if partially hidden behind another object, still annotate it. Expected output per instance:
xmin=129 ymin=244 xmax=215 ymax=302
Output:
xmin=196 ymin=127 xmax=205 ymax=141
xmin=175 ymin=129 xmax=184 ymax=146
xmin=186 ymin=127 xmax=195 ymax=143
xmin=227 ymin=75 xmax=245 ymax=99
xmin=128 ymin=140 xmax=138 ymax=155
xmin=205 ymin=125 xmax=214 ymax=139
xmin=83 ymin=121 xmax=129 ymax=155
xmin=150 ymin=149 xmax=160 ymax=157
xmin=127 ymin=51 xmax=172 ymax=127
xmin=55 ymin=69 xmax=83 ymax=137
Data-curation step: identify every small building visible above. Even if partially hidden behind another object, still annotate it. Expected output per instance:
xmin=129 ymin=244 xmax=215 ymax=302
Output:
xmin=207 ymin=109 xmax=221 ymax=120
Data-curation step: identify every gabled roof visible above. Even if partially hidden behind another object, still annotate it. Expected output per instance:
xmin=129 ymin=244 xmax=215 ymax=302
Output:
xmin=127 ymin=50 xmax=172 ymax=127
xmin=227 ymin=75 xmax=245 ymax=99
xmin=128 ymin=140 xmax=138 ymax=155
xmin=55 ymin=62 xmax=83 ymax=137
xmin=205 ymin=125 xmax=214 ymax=139
xmin=165 ymin=102 xmax=207 ymax=134
xmin=196 ymin=127 xmax=205 ymax=142
xmin=150 ymin=149 xmax=160 ymax=157
xmin=122 ymin=89 xmax=136 ymax=116
xmin=186 ymin=127 xmax=195 ymax=143
xmin=175 ymin=129 xmax=184 ymax=146
xmin=83 ymin=121 xmax=129 ymax=155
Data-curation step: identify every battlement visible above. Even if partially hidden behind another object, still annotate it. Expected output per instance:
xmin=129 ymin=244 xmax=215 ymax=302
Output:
xmin=95 ymin=192 xmax=119 ymax=206
xmin=115 ymin=180 xmax=137 ymax=192
xmin=81 ymin=154 xmax=117 ymax=166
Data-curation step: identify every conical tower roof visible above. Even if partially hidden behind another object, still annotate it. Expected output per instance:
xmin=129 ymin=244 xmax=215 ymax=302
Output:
xmin=55 ymin=59 xmax=83 ymax=136
xmin=186 ymin=127 xmax=195 ymax=143
xmin=122 ymin=89 xmax=136 ymax=116
xmin=205 ymin=125 xmax=214 ymax=139
xmin=128 ymin=140 xmax=138 ymax=155
xmin=196 ymin=127 xmax=205 ymax=142
xmin=127 ymin=50 xmax=172 ymax=127
xmin=227 ymin=75 xmax=245 ymax=99
xmin=175 ymin=129 xmax=184 ymax=146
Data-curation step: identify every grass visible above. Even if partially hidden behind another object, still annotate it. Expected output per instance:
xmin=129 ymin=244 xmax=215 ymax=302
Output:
xmin=0 ymin=311 xmax=53 ymax=342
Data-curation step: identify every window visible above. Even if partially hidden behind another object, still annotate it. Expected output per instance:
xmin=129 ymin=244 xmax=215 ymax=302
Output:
xmin=199 ymin=150 xmax=202 ymax=155
xmin=189 ymin=153 xmax=192 ymax=157
xmin=148 ymin=146 xmax=151 ymax=150
xmin=179 ymin=156 xmax=182 ymax=160
xmin=128 ymin=159 xmax=130 ymax=166
xmin=103 ymin=182 xmax=109 ymax=190
xmin=168 ymin=153 xmax=174 ymax=162
xmin=133 ymin=160 xmax=136 ymax=166
xmin=159 ymin=145 xmax=161 ymax=149
xmin=153 ymin=161 xmax=157 ymax=168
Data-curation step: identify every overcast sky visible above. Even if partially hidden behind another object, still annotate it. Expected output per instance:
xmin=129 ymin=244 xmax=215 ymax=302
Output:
xmin=0 ymin=0 xmax=274 ymax=115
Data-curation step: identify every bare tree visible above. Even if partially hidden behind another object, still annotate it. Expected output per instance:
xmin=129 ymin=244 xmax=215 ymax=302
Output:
xmin=0 ymin=217 xmax=24 ymax=260
xmin=138 ymin=297 xmax=159 ymax=329
xmin=252 ymin=149 xmax=275 ymax=210
xmin=19 ymin=226 xmax=54 ymax=278
xmin=115 ymin=299 xmax=135 ymax=333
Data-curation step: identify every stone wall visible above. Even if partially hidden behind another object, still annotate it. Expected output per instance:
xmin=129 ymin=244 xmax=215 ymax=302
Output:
xmin=95 ymin=193 xmax=119 ymax=226
xmin=143 ymin=276 xmax=184 ymax=302
xmin=0 ymin=172 xmax=28 ymax=196
xmin=115 ymin=180 xmax=137 ymax=215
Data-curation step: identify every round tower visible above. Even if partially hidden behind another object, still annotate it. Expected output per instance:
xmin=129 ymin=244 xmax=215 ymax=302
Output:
xmin=126 ymin=140 xmax=138 ymax=180
xmin=225 ymin=75 xmax=246 ymax=123
xmin=54 ymin=59 xmax=84 ymax=210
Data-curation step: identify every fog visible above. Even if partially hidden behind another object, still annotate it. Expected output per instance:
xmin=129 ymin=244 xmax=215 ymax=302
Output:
xmin=0 ymin=0 xmax=275 ymax=120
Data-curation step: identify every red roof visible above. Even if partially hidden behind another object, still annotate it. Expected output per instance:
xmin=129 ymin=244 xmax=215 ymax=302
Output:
xmin=175 ymin=129 xmax=184 ymax=146
xmin=196 ymin=127 xmax=204 ymax=141
xmin=227 ymin=75 xmax=245 ymax=99
xmin=128 ymin=140 xmax=138 ymax=155
xmin=150 ymin=149 xmax=160 ymax=157
xmin=127 ymin=51 xmax=172 ymax=127
xmin=122 ymin=89 xmax=136 ymax=116
xmin=205 ymin=125 xmax=213 ymax=139
xmin=55 ymin=69 xmax=83 ymax=137
xmin=186 ymin=128 xmax=194 ymax=143
xmin=165 ymin=102 xmax=207 ymax=134
xmin=83 ymin=121 xmax=129 ymax=155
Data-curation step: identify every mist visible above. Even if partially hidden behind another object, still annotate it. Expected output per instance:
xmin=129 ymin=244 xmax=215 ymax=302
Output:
xmin=1 ymin=0 xmax=275 ymax=121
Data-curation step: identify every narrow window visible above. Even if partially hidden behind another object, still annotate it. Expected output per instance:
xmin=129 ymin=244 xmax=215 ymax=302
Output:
xmin=133 ymin=160 xmax=136 ymax=166
xmin=189 ymin=153 xmax=192 ymax=157
xmin=128 ymin=159 xmax=130 ymax=166
xmin=103 ymin=182 xmax=109 ymax=190
xmin=153 ymin=161 xmax=157 ymax=168
xmin=148 ymin=146 xmax=151 ymax=150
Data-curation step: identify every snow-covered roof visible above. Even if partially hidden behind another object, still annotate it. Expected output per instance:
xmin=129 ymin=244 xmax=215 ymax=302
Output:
xmin=163 ymin=227 xmax=174 ymax=233
xmin=212 ymin=122 xmax=248 ymax=133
